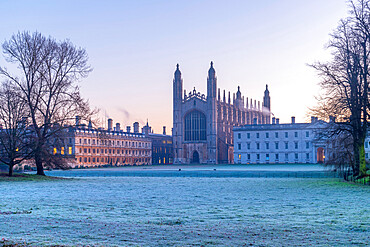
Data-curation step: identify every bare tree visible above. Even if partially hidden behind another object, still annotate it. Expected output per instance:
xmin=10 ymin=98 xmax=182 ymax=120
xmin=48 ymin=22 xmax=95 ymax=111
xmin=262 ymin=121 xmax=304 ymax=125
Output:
xmin=0 ymin=31 xmax=93 ymax=175
xmin=310 ymin=0 xmax=370 ymax=177
xmin=0 ymin=82 xmax=33 ymax=176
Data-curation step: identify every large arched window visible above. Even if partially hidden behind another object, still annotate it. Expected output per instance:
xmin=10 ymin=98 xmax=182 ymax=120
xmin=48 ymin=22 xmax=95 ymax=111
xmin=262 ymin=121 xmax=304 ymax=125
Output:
xmin=184 ymin=110 xmax=206 ymax=141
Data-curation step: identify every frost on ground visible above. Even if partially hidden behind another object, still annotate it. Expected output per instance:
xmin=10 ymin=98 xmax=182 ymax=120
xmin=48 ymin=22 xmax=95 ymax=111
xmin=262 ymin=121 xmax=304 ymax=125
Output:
xmin=0 ymin=166 xmax=369 ymax=246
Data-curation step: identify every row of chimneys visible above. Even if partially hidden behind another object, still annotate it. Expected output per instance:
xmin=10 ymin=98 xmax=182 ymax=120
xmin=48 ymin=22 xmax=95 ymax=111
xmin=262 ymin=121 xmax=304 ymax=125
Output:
xmin=76 ymin=116 xmax=167 ymax=135
xmin=252 ymin=116 xmax=322 ymax=125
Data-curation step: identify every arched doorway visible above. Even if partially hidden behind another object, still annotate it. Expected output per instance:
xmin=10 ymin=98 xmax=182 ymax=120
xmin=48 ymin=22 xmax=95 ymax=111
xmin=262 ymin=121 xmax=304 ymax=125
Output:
xmin=317 ymin=147 xmax=325 ymax=163
xmin=192 ymin=151 xmax=200 ymax=163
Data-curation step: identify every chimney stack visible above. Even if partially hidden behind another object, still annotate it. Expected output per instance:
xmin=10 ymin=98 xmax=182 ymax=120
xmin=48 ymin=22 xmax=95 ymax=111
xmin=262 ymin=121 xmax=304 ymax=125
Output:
xmin=272 ymin=117 xmax=276 ymax=125
xmin=133 ymin=122 xmax=139 ymax=133
xmin=291 ymin=116 xmax=295 ymax=124
xmin=126 ymin=126 xmax=131 ymax=133
xmin=75 ymin=116 xmax=81 ymax=126
xmin=253 ymin=118 xmax=257 ymax=125
xmin=108 ymin=118 xmax=113 ymax=131
xmin=163 ymin=126 xmax=166 ymax=135
xmin=276 ymin=118 xmax=280 ymax=124
xmin=116 ymin=123 xmax=120 ymax=132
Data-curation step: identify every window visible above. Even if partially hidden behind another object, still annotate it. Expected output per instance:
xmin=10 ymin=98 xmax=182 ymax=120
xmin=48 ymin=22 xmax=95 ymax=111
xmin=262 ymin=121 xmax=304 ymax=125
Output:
xmin=238 ymin=154 xmax=241 ymax=160
xmin=285 ymin=142 xmax=288 ymax=149
xmin=275 ymin=142 xmax=279 ymax=149
xmin=257 ymin=143 xmax=260 ymax=150
xmin=266 ymin=133 xmax=269 ymax=138
xmin=257 ymin=154 xmax=260 ymax=160
xmin=275 ymin=132 xmax=278 ymax=138
xmin=184 ymin=110 xmax=206 ymax=141
xmin=68 ymin=147 xmax=72 ymax=155
xmin=285 ymin=132 xmax=288 ymax=138
xmin=247 ymin=133 xmax=250 ymax=138
xmin=61 ymin=147 xmax=65 ymax=155
xmin=295 ymin=142 xmax=298 ymax=149
xmin=306 ymin=153 xmax=309 ymax=159
xmin=295 ymin=153 xmax=298 ymax=159
xmin=306 ymin=142 xmax=309 ymax=149
xmin=247 ymin=154 xmax=251 ymax=160
xmin=238 ymin=143 xmax=241 ymax=150
xmin=238 ymin=133 xmax=241 ymax=139
xmin=295 ymin=132 xmax=298 ymax=138
xmin=366 ymin=142 xmax=369 ymax=148
xmin=366 ymin=153 xmax=369 ymax=159
xmin=53 ymin=148 xmax=57 ymax=155
xmin=306 ymin=131 xmax=309 ymax=137
xmin=275 ymin=153 xmax=279 ymax=160
xmin=285 ymin=153 xmax=288 ymax=160
xmin=84 ymin=148 xmax=87 ymax=153
xmin=266 ymin=142 xmax=269 ymax=149
xmin=247 ymin=143 xmax=250 ymax=149
xmin=256 ymin=133 xmax=260 ymax=138
xmin=266 ymin=154 xmax=269 ymax=160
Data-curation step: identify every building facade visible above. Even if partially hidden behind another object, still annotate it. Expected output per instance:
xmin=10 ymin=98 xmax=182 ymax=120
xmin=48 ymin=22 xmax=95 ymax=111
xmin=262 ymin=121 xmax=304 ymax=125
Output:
xmin=142 ymin=123 xmax=173 ymax=165
xmin=173 ymin=62 xmax=271 ymax=164
xmin=233 ymin=117 xmax=328 ymax=164
xmin=57 ymin=118 xmax=152 ymax=168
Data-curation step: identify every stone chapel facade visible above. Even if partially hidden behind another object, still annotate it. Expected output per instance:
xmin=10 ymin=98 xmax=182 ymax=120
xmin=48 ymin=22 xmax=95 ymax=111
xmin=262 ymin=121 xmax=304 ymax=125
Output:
xmin=173 ymin=62 xmax=271 ymax=164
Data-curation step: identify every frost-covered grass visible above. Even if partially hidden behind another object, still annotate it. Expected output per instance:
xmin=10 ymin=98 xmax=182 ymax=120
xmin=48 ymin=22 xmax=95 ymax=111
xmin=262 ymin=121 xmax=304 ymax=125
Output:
xmin=0 ymin=173 xmax=68 ymax=182
xmin=0 ymin=165 xmax=369 ymax=246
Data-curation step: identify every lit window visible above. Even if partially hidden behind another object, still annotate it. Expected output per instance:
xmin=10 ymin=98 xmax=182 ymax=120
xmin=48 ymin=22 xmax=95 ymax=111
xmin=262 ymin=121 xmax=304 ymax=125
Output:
xmin=238 ymin=154 xmax=241 ymax=160
xmin=53 ymin=148 xmax=57 ymax=155
xmin=68 ymin=147 xmax=72 ymax=155
xmin=61 ymin=147 xmax=65 ymax=155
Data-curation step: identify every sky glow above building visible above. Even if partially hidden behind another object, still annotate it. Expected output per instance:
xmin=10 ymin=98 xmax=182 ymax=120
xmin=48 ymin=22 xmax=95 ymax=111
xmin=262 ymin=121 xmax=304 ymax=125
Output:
xmin=0 ymin=0 xmax=348 ymax=132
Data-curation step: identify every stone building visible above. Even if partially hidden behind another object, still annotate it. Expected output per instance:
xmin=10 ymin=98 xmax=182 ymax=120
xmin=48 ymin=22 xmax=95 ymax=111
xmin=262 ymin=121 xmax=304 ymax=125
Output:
xmin=142 ymin=123 xmax=173 ymax=164
xmin=173 ymin=62 xmax=271 ymax=164
xmin=233 ymin=117 xmax=329 ymax=164
xmin=57 ymin=117 xmax=152 ymax=167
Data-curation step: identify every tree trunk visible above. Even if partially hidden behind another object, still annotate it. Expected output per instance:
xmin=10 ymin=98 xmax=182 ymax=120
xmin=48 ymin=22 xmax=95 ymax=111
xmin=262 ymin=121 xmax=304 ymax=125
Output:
xmin=359 ymin=141 xmax=366 ymax=177
xmin=35 ymin=151 xmax=45 ymax=176
xmin=8 ymin=164 xmax=13 ymax=177
xmin=353 ymin=140 xmax=360 ymax=176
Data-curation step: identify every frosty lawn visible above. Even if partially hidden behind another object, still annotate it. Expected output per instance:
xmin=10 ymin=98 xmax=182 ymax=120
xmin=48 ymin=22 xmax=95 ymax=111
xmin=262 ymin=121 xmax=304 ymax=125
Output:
xmin=0 ymin=165 xmax=369 ymax=246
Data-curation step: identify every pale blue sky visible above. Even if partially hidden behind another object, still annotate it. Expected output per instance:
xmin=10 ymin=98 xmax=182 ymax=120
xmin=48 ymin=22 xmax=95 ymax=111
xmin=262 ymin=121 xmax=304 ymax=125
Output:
xmin=0 ymin=0 xmax=348 ymax=132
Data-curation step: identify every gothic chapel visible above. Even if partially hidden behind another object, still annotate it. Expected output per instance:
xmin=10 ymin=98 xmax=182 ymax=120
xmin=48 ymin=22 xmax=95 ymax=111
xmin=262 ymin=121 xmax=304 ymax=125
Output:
xmin=173 ymin=62 xmax=271 ymax=164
